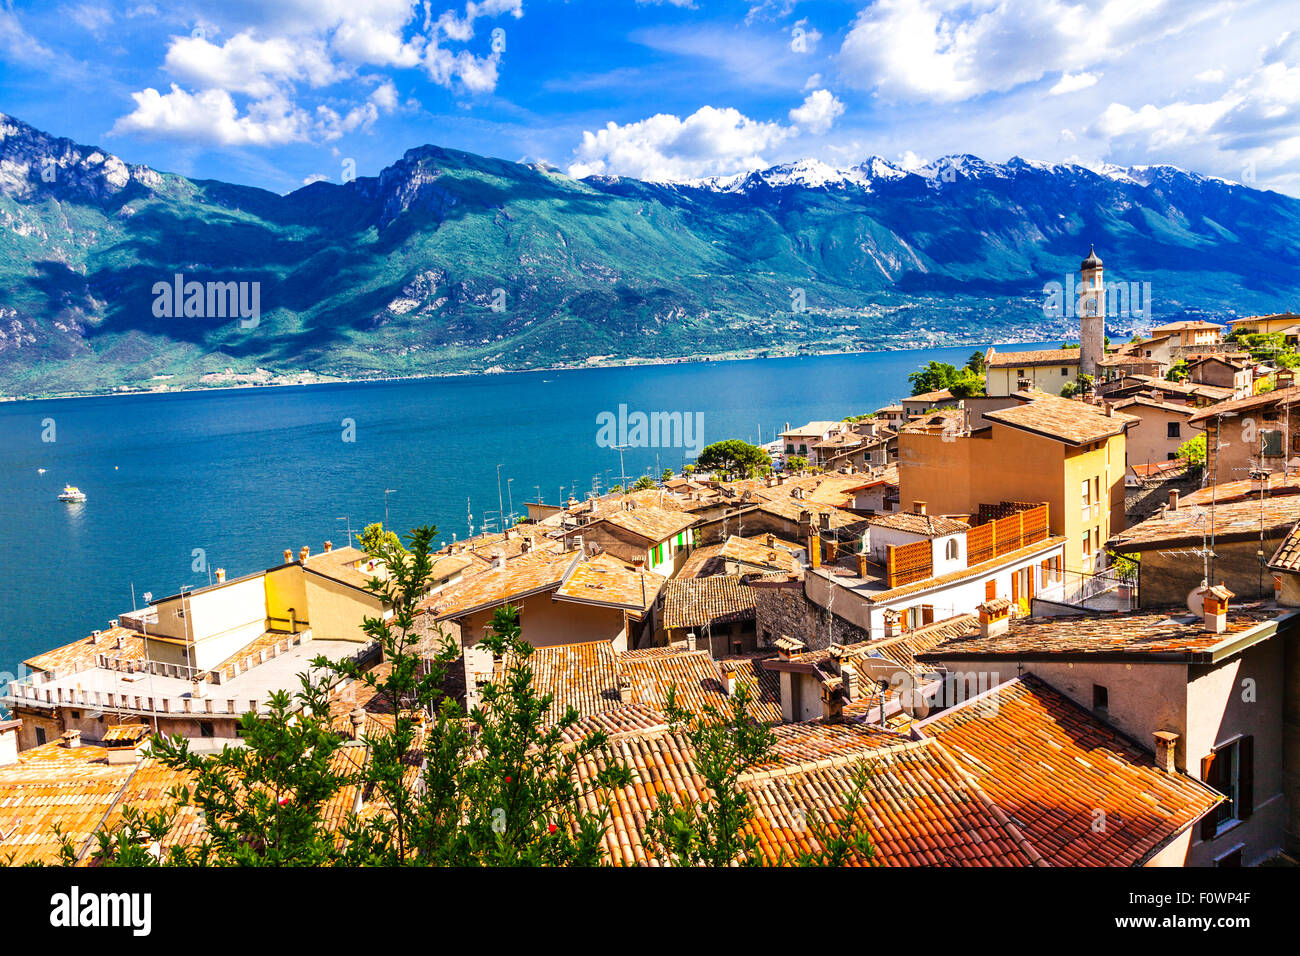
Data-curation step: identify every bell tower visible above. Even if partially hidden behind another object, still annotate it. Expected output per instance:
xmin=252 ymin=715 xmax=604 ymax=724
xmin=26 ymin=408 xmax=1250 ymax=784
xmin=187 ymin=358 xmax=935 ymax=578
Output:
xmin=1078 ymin=245 xmax=1104 ymax=377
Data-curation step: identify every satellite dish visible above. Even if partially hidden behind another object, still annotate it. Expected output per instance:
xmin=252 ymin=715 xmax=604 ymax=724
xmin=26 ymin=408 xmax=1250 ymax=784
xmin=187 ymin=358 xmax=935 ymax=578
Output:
xmin=1186 ymin=587 xmax=1204 ymax=615
xmin=897 ymin=671 xmax=930 ymax=719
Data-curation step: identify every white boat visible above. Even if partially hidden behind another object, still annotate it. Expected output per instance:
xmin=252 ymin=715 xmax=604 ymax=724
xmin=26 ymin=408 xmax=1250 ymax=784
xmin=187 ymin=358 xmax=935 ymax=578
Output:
xmin=58 ymin=485 xmax=86 ymax=503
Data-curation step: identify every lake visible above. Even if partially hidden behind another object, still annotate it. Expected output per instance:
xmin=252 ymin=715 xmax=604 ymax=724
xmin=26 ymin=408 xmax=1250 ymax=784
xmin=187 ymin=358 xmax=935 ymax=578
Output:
xmin=0 ymin=342 xmax=1054 ymax=675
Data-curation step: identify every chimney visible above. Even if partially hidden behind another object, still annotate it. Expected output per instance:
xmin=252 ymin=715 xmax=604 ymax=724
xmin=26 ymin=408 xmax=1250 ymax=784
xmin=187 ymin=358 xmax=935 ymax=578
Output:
xmin=215 ymin=568 xmax=226 ymax=584
xmin=840 ymin=661 xmax=859 ymax=701
xmin=89 ymin=629 xmax=100 ymax=645
xmin=116 ymin=633 xmax=124 ymax=649
xmin=882 ymin=609 xmax=901 ymax=639
xmin=855 ymin=553 xmax=868 ymax=578
xmin=1198 ymin=584 xmax=1233 ymax=633
xmin=0 ymin=721 xmax=20 ymax=766
xmin=977 ymin=598 xmax=1012 ymax=638
xmin=299 ymin=545 xmax=310 ymax=563
xmin=820 ymin=681 xmax=844 ymax=722
xmin=349 ymin=708 xmax=366 ymax=742
xmin=283 ymin=548 xmax=293 ymax=564
xmin=808 ymin=531 xmax=821 ymax=569
xmin=775 ymin=636 xmax=806 ymax=660
xmin=686 ymin=631 xmax=697 ymax=651
xmin=1152 ymin=731 xmax=1179 ymax=773
xmin=766 ymin=533 xmax=775 ymax=547
xmin=1104 ymin=402 xmax=1114 ymax=417
xmin=819 ymin=512 xmax=831 ymax=532
xmin=522 ymin=536 xmax=535 ymax=553
xmin=618 ymin=676 xmax=633 ymax=705
xmin=324 ymin=540 xmax=333 ymax=553
xmin=1168 ymin=489 xmax=1179 ymax=512
xmin=913 ymin=500 xmax=927 ymax=516
xmin=61 ymin=729 xmax=81 ymax=749
xmin=490 ymin=551 xmax=506 ymax=571
xmin=719 ymin=662 xmax=736 ymax=696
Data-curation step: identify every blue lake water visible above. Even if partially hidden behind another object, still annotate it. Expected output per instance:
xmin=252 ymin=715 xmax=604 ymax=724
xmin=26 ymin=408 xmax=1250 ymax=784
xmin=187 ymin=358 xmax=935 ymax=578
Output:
xmin=0 ymin=342 xmax=1053 ymax=674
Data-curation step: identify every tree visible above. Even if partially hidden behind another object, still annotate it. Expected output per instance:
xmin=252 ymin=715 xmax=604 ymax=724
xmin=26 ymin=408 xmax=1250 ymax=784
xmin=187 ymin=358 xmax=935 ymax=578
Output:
xmin=785 ymin=455 xmax=809 ymax=473
xmin=643 ymin=685 xmax=774 ymax=866
xmin=633 ymin=475 xmax=655 ymax=490
xmin=965 ymin=350 xmax=986 ymax=375
xmin=360 ymin=522 xmax=402 ymax=554
xmin=1110 ymin=552 xmax=1139 ymax=584
xmin=1166 ymin=359 xmax=1190 ymax=382
xmin=696 ymin=439 xmax=771 ymax=480
xmin=908 ymin=361 xmax=984 ymax=399
xmin=1178 ymin=434 xmax=1207 ymax=469
xmin=1060 ymin=381 xmax=1079 ymax=399
xmin=661 ymin=468 xmax=674 ymax=483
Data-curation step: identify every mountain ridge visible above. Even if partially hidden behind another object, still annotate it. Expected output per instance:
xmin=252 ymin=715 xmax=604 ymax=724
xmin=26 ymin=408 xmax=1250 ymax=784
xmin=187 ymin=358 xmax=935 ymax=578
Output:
xmin=2 ymin=112 xmax=1298 ymax=398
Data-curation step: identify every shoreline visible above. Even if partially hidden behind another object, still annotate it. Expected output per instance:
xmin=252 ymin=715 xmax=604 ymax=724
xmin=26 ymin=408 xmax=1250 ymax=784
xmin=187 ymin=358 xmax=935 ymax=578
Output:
xmin=0 ymin=333 xmax=1062 ymax=405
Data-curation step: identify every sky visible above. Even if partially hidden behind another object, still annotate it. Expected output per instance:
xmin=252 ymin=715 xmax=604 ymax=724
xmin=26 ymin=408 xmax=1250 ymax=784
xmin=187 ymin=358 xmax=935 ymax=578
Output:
xmin=1 ymin=0 xmax=1299 ymax=195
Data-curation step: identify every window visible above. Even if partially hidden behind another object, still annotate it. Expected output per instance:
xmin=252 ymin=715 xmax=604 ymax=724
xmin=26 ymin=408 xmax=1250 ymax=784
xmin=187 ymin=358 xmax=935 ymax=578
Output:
xmin=1262 ymin=430 xmax=1283 ymax=458
xmin=922 ymin=605 xmax=935 ymax=625
xmin=1167 ymin=421 xmax=1181 ymax=438
xmin=200 ymin=722 xmax=215 ymax=739
xmin=945 ymin=538 xmax=958 ymax=561
xmin=1201 ymin=737 xmax=1254 ymax=839
xmin=1092 ymin=684 xmax=1109 ymax=712
xmin=1061 ymin=367 xmax=1068 ymax=376
xmin=984 ymin=579 xmax=996 ymax=600
xmin=34 ymin=727 xmax=46 ymax=746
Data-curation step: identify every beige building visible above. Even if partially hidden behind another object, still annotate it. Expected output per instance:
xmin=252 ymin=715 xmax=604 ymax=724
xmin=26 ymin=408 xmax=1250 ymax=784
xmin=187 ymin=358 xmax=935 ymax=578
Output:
xmin=983 ymin=347 xmax=1080 ymax=396
xmin=1112 ymin=396 xmax=1195 ymax=471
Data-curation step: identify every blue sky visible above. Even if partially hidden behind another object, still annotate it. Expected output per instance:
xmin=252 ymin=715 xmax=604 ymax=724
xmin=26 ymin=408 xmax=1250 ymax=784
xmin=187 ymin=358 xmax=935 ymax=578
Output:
xmin=2 ymin=0 xmax=1298 ymax=194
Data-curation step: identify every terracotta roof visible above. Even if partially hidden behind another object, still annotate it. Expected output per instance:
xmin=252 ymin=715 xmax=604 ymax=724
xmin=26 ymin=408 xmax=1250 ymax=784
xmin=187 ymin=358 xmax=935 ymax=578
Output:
xmin=718 ymin=655 xmax=784 ymax=724
xmin=618 ymin=647 xmax=733 ymax=721
xmin=24 ymin=625 xmax=145 ymax=674
xmin=675 ymin=541 xmax=727 ymax=579
xmin=869 ymin=511 xmax=969 ymax=537
xmin=661 ymin=574 xmax=757 ymax=629
xmin=101 ymin=724 xmax=151 ymax=744
xmin=867 ymin=614 xmax=980 ymax=672
xmin=906 ymin=388 xmax=957 ymax=404
xmin=1267 ymin=522 xmax=1300 ymax=573
xmin=503 ymin=640 xmax=623 ymax=722
xmin=1187 ymin=385 xmax=1300 ymax=424
xmin=596 ymin=506 xmax=697 ymax=543
xmin=1182 ymin=474 xmax=1300 ymax=506
xmin=0 ymin=742 xmax=136 ymax=865
xmin=718 ymin=534 xmax=802 ymax=572
xmin=1108 ymin=495 xmax=1300 ymax=550
xmin=986 ymin=348 xmax=1081 ymax=369
xmin=554 ymin=553 xmax=665 ymax=615
xmin=984 ymin=392 xmax=1137 ymax=445
xmin=429 ymin=550 xmax=580 ymax=621
xmin=1111 ymin=396 xmax=1196 ymax=416
xmin=919 ymin=677 xmax=1221 ymax=866
xmin=916 ymin=604 xmax=1291 ymax=663
xmin=1149 ymin=320 xmax=1223 ymax=334
xmin=576 ymin=723 xmax=1042 ymax=866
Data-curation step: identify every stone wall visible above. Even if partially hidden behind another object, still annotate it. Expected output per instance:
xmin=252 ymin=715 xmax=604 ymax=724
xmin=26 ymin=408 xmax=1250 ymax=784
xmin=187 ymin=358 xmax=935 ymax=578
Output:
xmin=753 ymin=579 xmax=869 ymax=651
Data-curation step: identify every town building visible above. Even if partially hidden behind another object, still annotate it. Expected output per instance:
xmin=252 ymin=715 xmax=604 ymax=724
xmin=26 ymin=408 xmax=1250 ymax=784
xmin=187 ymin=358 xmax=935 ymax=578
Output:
xmin=897 ymin=392 xmax=1135 ymax=573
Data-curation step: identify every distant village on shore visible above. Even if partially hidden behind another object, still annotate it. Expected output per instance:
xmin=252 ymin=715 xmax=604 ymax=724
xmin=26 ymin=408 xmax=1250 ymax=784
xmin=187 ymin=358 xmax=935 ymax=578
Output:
xmin=6 ymin=248 xmax=1300 ymax=868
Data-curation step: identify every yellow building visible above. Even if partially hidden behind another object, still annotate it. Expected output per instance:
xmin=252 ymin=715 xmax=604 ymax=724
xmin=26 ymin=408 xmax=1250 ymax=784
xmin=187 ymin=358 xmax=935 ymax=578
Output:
xmin=897 ymin=393 xmax=1136 ymax=574
xmin=1228 ymin=312 xmax=1300 ymax=338
xmin=983 ymin=347 xmax=1080 ymax=397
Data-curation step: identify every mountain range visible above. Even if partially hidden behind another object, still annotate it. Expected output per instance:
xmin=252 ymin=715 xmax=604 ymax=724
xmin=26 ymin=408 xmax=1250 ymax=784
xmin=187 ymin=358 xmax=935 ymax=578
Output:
xmin=2 ymin=111 xmax=1300 ymax=398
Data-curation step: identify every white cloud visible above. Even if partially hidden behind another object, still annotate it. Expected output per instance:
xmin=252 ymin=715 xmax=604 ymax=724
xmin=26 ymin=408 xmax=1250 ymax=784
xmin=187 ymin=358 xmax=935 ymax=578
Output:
xmin=789 ymin=89 xmax=844 ymax=134
xmin=569 ymin=105 xmax=794 ymax=180
xmin=1049 ymin=72 xmax=1098 ymax=95
xmin=837 ymin=0 xmax=1206 ymax=103
xmin=111 ymin=86 xmax=314 ymax=146
xmin=1195 ymin=68 xmax=1225 ymax=83
xmin=164 ymin=32 xmax=344 ymax=98
xmin=111 ymin=1 xmax=522 ymax=148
